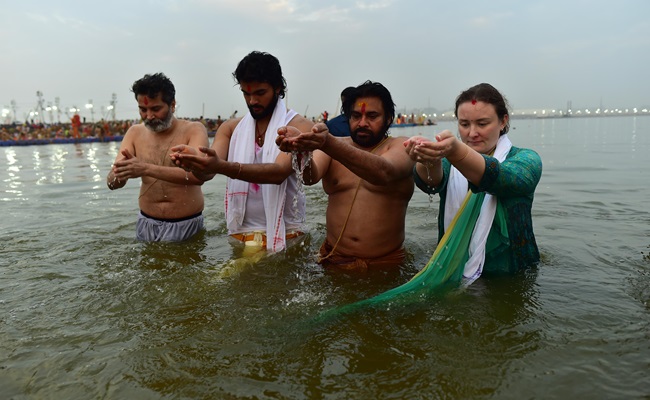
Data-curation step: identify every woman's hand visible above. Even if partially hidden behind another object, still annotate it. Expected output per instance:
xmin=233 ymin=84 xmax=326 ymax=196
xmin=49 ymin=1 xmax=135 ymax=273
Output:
xmin=404 ymin=130 xmax=458 ymax=164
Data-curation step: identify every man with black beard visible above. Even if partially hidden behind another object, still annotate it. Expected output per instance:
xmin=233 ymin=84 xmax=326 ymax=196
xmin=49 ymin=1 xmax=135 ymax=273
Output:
xmin=107 ymin=72 xmax=209 ymax=242
xmin=171 ymin=51 xmax=313 ymax=253
xmin=276 ymin=81 xmax=415 ymax=271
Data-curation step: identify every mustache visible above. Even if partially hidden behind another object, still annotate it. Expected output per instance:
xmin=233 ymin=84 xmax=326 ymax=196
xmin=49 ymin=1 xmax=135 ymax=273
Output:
xmin=354 ymin=128 xmax=373 ymax=135
xmin=145 ymin=118 xmax=165 ymax=128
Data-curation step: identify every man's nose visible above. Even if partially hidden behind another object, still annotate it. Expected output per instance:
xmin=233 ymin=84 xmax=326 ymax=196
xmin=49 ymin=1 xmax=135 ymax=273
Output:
xmin=358 ymin=115 xmax=369 ymax=126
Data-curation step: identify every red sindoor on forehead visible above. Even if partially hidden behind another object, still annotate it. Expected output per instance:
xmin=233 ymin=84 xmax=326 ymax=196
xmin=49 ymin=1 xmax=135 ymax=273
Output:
xmin=471 ymin=99 xmax=477 ymax=105
xmin=143 ymin=97 xmax=149 ymax=105
xmin=246 ymin=85 xmax=251 ymax=92
xmin=360 ymin=102 xmax=366 ymax=114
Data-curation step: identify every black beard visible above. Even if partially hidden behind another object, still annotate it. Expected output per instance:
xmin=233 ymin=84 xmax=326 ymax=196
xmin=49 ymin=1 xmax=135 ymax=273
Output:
xmin=350 ymin=127 xmax=387 ymax=148
xmin=144 ymin=108 xmax=173 ymax=132
xmin=249 ymin=94 xmax=278 ymax=120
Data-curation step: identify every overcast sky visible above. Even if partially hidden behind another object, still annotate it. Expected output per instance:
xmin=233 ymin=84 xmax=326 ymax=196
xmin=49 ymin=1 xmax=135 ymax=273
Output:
xmin=1 ymin=0 xmax=649 ymax=122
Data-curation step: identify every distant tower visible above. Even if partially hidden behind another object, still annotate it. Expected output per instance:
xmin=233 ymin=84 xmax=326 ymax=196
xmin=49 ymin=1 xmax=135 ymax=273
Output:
xmin=86 ymin=99 xmax=95 ymax=122
xmin=110 ymin=93 xmax=117 ymax=121
xmin=11 ymin=99 xmax=17 ymax=122
xmin=47 ymin=102 xmax=53 ymax=123
xmin=55 ymin=97 xmax=61 ymax=123
xmin=36 ymin=91 xmax=45 ymax=123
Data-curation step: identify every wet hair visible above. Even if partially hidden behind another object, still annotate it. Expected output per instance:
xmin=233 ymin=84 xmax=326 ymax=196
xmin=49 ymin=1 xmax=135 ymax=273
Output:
xmin=454 ymin=83 xmax=510 ymax=135
xmin=342 ymin=81 xmax=396 ymax=127
xmin=131 ymin=73 xmax=176 ymax=105
xmin=233 ymin=51 xmax=287 ymax=98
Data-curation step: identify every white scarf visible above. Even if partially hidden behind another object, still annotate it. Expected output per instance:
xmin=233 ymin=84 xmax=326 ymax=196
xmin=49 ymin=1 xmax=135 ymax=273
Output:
xmin=444 ymin=134 xmax=512 ymax=284
xmin=224 ymin=98 xmax=297 ymax=252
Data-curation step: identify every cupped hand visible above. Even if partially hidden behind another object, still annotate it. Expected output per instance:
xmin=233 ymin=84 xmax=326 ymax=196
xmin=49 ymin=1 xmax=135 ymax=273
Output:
xmin=170 ymin=144 xmax=211 ymax=168
xmin=404 ymin=130 xmax=458 ymax=164
xmin=112 ymin=149 xmax=146 ymax=179
xmin=170 ymin=145 xmax=219 ymax=181
xmin=277 ymin=123 xmax=328 ymax=153
xmin=276 ymin=125 xmax=303 ymax=152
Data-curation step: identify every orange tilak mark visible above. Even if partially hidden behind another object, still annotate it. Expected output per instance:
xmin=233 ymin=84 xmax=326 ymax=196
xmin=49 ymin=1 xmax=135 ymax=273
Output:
xmin=360 ymin=102 xmax=366 ymax=114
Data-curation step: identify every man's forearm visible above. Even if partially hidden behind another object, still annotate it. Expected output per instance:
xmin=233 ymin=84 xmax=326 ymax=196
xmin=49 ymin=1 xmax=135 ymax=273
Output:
xmin=321 ymin=138 xmax=395 ymax=185
xmin=146 ymin=164 xmax=205 ymax=186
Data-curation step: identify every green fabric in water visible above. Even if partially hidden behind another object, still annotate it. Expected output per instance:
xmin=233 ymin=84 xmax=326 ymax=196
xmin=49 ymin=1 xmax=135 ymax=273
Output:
xmin=318 ymin=191 xmax=487 ymax=319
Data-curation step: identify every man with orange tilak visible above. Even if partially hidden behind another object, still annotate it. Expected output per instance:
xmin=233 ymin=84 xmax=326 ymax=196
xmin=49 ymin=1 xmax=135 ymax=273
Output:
xmin=276 ymin=81 xmax=415 ymax=272
xmin=107 ymin=72 xmax=209 ymax=242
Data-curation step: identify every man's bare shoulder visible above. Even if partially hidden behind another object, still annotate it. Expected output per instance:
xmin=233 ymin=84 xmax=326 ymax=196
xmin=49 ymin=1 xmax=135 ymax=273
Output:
xmin=387 ymin=135 xmax=409 ymax=148
xmin=122 ymin=123 xmax=147 ymax=141
xmin=177 ymin=119 xmax=208 ymax=135
xmin=217 ymin=117 xmax=243 ymax=136
xmin=288 ymin=114 xmax=314 ymax=131
xmin=390 ymin=135 xmax=410 ymax=142
xmin=124 ymin=122 xmax=146 ymax=134
xmin=178 ymin=119 xmax=206 ymax=128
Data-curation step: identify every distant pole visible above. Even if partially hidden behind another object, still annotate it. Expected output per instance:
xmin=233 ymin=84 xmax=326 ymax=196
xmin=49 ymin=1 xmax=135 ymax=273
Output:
xmin=110 ymin=93 xmax=117 ymax=121
xmin=55 ymin=97 xmax=61 ymax=123
xmin=47 ymin=102 xmax=53 ymax=124
xmin=86 ymin=99 xmax=95 ymax=122
xmin=11 ymin=99 xmax=17 ymax=123
xmin=202 ymin=102 xmax=205 ymax=118
xmin=36 ymin=91 xmax=44 ymax=123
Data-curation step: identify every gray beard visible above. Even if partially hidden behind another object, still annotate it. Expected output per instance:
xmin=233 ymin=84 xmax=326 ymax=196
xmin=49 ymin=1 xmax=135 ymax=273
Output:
xmin=144 ymin=109 xmax=174 ymax=132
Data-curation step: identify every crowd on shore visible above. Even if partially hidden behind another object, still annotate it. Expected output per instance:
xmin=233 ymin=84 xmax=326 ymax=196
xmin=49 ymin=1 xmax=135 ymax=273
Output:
xmin=0 ymin=117 xmax=231 ymax=143
xmin=1 ymin=119 xmax=133 ymax=142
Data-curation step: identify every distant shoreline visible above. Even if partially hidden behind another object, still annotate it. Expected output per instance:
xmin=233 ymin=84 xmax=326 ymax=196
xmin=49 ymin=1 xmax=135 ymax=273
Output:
xmin=436 ymin=110 xmax=650 ymax=121
xmin=0 ymin=135 xmax=125 ymax=147
xmin=0 ymin=131 xmax=224 ymax=147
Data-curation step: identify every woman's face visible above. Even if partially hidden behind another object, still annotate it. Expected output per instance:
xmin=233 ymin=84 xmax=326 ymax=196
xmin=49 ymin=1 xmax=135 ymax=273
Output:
xmin=456 ymin=101 xmax=508 ymax=155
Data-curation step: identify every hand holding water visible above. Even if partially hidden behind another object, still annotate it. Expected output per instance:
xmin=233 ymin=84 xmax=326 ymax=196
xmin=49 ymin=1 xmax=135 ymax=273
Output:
xmin=404 ymin=130 xmax=457 ymax=164
xmin=170 ymin=144 xmax=219 ymax=182
xmin=276 ymin=123 xmax=329 ymax=153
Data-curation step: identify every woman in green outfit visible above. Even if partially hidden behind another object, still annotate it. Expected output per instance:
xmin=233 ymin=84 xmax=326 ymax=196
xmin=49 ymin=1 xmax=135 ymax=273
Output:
xmin=405 ymin=83 xmax=542 ymax=283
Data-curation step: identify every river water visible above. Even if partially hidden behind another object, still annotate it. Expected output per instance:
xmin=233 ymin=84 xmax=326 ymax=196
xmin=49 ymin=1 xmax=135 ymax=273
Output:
xmin=1 ymin=116 xmax=649 ymax=399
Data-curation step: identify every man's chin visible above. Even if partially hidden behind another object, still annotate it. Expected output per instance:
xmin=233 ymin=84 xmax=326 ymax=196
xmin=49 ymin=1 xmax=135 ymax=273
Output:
xmin=145 ymin=122 xmax=172 ymax=133
xmin=145 ymin=124 xmax=162 ymax=132
xmin=352 ymin=133 xmax=383 ymax=148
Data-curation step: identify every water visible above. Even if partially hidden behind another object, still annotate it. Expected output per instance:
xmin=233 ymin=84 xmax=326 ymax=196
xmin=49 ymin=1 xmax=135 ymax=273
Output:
xmin=1 ymin=116 xmax=649 ymax=399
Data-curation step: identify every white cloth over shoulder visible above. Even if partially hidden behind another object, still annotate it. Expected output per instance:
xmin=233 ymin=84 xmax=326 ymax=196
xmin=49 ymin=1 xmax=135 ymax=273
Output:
xmin=444 ymin=134 xmax=512 ymax=284
xmin=224 ymin=98 xmax=300 ymax=252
